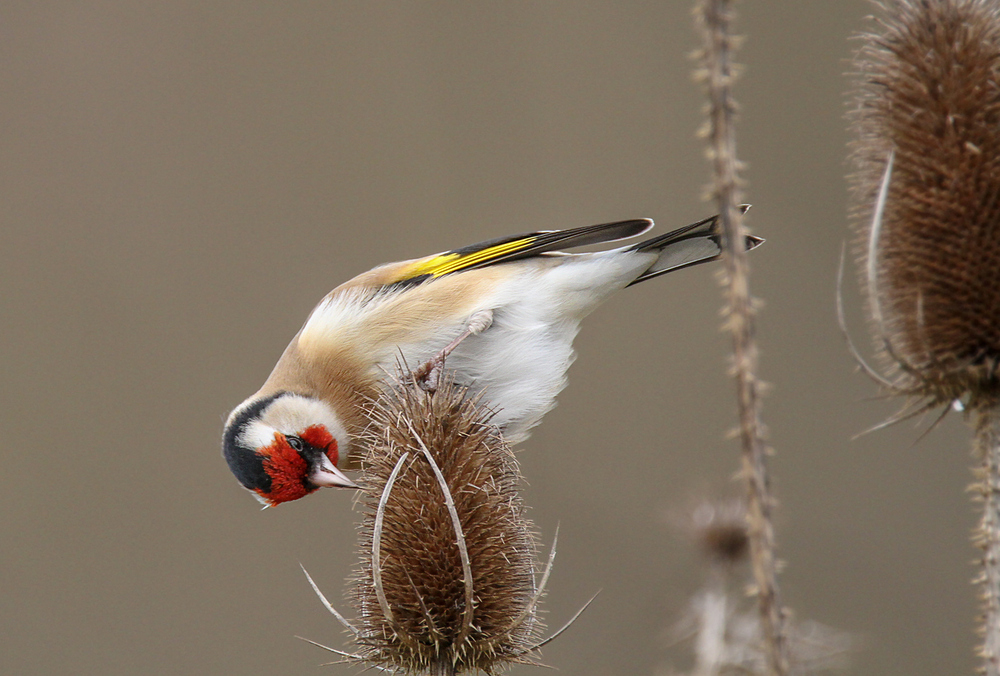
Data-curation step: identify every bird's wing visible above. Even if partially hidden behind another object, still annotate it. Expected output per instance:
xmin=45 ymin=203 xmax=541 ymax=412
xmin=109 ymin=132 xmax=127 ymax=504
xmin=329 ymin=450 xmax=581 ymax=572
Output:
xmin=370 ymin=218 xmax=654 ymax=289
xmin=296 ymin=218 xmax=655 ymax=380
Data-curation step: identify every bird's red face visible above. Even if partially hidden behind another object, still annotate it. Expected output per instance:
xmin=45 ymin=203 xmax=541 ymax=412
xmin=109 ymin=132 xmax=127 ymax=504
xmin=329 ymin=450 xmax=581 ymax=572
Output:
xmin=256 ymin=425 xmax=343 ymax=506
xmin=222 ymin=392 xmax=359 ymax=507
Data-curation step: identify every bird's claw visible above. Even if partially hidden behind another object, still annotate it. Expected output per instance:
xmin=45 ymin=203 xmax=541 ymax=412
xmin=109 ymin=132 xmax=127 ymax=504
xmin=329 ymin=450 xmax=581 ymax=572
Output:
xmin=414 ymin=356 xmax=445 ymax=393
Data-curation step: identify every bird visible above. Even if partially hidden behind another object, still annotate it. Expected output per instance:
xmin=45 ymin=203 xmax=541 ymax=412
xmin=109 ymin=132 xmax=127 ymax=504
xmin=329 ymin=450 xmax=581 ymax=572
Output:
xmin=222 ymin=214 xmax=762 ymax=506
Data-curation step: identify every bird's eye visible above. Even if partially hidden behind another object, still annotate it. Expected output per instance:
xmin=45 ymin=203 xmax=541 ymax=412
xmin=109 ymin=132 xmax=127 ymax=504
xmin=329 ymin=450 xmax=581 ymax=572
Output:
xmin=286 ymin=435 xmax=304 ymax=451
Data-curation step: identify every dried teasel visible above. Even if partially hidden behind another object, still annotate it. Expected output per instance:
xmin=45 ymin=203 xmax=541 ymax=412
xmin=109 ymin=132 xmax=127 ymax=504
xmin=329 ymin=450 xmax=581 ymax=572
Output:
xmin=847 ymin=2 xmax=1000 ymax=672
xmin=666 ymin=496 xmax=853 ymax=675
xmin=847 ymin=0 xmax=1000 ymax=413
xmin=302 ymin=371 xmax=587 ymax=675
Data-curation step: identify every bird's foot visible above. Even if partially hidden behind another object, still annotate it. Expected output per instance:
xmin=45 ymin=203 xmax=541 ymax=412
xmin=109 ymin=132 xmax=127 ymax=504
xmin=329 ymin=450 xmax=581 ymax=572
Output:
xmin=414 ymin=355 xmax=445 ymax=393
xmin=413 ymin=309 xmax=494 ymax=393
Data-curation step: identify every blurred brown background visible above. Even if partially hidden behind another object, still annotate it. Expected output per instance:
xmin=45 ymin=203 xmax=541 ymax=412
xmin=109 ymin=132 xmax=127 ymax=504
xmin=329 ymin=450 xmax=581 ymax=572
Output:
xmin=0 ymin=2 xmax=977 ymax=674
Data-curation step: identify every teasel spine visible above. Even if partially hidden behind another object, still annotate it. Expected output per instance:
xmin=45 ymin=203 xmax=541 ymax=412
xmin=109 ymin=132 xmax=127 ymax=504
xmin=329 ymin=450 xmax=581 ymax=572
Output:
xmin=694 ymin=1 xmax=790 ymax=675
xmin=847 ymin=1 xmax=1000 ymax=673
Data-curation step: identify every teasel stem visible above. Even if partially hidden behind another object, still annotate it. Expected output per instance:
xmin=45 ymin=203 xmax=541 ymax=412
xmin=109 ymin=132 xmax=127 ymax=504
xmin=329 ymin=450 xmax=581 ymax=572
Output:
xmin=974 ymin=403 xmax=1000 ymax=676
xmin=695 ymin=2 xmax=790 ymax=675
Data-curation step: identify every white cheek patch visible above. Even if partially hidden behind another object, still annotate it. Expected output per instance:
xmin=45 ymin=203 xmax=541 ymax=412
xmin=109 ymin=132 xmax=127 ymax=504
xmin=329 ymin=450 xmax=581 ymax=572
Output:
xmin=238 ymin=418 xmax=281 ymax=452
xmin=242 ymin=394 xmax=351 ymax=459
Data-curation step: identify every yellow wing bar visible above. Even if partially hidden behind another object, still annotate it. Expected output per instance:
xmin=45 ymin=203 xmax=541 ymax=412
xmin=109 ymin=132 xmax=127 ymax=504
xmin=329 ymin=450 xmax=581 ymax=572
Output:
xmin=384 ymin=219 xmax=654 ymax=288
xmin=402 ymin=236 xmax=539 ymax=279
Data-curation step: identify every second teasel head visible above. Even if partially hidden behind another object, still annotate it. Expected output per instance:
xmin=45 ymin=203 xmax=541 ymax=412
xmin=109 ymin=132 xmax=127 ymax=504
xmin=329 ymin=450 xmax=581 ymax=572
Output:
xmin=848 ymin=0 xmax=1000 ymax=409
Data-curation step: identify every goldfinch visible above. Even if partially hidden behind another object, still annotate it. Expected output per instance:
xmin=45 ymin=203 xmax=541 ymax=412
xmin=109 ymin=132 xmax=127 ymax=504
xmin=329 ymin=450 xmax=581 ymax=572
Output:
xmin=223 ymin=215 xmax=762 ymax=506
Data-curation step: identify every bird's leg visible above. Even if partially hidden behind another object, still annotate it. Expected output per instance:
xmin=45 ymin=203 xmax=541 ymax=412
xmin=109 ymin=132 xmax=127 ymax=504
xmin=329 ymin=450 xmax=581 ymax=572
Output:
xmin=414 ymin=309 xmax=494 ymax=392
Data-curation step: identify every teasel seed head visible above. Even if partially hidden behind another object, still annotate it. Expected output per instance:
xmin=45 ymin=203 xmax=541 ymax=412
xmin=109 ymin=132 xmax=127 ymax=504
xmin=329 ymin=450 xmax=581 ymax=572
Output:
xmin=848 ymin=0 xmax=1000 ymax=411
xmin=348 ymin=373 xmax=547 ymax=675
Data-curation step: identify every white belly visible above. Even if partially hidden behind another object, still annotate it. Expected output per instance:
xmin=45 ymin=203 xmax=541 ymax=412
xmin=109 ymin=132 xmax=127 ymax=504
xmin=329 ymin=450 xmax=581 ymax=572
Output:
xmin=386 ymin=251 xmax=653 ymax=444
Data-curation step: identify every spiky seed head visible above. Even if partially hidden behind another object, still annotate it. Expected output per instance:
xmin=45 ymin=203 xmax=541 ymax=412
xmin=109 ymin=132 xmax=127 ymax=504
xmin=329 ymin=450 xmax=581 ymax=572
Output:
xmin=350 ymin=373 xmax=542 ymax=674
xmin=848 ymin=0 xmax=1000 ymax=407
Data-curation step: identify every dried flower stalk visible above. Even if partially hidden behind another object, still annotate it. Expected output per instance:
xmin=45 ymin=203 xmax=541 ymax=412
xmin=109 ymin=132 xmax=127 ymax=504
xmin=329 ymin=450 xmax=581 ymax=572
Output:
xmin=848 ymin=1 xmax=1000 ymax=672
xmin=694 ymin=2 xmax=790 ymax=675
xmin=973 ymin=405 xmax=1000 ymax=676
xmin=688 ymin=497 xmax=752 ymax=676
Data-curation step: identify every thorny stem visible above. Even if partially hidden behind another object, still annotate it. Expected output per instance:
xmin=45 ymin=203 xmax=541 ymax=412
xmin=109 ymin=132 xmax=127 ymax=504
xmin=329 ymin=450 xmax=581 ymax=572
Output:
xmin=429 ymin=660 xmax=457 ymax=676
xmin=974 ymin=403 xmax=1000 ymax=676
xmin=697 ymin=1 xmax=790 ymax=674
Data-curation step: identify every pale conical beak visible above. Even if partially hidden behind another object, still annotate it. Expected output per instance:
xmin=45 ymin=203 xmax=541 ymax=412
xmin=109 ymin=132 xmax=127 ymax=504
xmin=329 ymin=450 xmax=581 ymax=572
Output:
xmin=309 ymin=453 xmax=360 ymax=489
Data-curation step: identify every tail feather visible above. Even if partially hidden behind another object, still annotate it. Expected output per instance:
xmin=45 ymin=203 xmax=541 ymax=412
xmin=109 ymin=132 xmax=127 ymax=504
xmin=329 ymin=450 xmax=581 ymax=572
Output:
xmin=626 ymin=208 xmax=762 ymax=286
